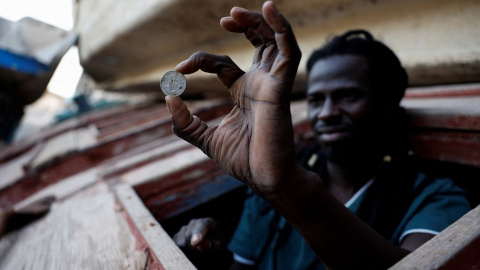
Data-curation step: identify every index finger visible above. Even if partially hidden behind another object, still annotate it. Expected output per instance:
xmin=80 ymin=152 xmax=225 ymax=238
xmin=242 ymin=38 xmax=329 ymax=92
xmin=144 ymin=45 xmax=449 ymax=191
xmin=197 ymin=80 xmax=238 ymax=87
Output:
xmin=176 ymin=52 xmax=245 ymax=89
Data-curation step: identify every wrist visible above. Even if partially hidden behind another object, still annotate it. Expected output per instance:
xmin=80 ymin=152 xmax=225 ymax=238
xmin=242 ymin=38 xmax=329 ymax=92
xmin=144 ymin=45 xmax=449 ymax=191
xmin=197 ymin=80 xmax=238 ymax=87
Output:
xmin=262 ymin=164 xmax=327 ymax=222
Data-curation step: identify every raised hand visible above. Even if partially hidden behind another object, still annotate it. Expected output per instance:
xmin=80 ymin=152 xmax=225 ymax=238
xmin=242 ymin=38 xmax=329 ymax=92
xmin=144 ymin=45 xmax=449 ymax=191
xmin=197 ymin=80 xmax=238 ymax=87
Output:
xmin=165 ymin=1 xmax=304 ymax=197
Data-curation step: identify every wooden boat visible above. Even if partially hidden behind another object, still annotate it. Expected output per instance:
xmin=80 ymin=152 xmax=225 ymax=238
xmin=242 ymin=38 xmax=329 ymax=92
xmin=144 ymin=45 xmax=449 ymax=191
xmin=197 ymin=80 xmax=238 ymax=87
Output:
xmin=0 ymin=83 xmax=479 ymax=269
xmin=1 ymin=0 xmax=479 ymax=268
xmin=0 ymin=16 xmax=76 ymax=145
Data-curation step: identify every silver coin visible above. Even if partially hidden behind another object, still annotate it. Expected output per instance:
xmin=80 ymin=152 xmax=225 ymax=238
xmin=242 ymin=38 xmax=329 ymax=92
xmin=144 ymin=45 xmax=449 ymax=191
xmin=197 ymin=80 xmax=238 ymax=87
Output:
xmin=160 ymin=70 xmax=186 ymax=96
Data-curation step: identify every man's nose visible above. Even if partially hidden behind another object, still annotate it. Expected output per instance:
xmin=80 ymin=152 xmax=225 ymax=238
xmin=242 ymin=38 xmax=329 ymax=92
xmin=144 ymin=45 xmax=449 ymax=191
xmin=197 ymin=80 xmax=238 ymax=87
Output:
xmin=318 ymin=99 xmax=340 ymax=120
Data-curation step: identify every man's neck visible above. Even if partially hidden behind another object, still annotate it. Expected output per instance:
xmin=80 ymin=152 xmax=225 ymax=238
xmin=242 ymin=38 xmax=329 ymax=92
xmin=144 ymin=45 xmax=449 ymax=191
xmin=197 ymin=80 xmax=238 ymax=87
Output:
xmin=325 ymin=159 xmax=377 ymax=204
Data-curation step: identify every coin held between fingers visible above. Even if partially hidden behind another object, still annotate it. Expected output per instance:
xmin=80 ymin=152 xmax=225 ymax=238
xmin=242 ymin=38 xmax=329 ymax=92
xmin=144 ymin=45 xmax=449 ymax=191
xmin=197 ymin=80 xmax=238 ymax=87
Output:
xmin=160 ymin=70 xmax=186 ymax=96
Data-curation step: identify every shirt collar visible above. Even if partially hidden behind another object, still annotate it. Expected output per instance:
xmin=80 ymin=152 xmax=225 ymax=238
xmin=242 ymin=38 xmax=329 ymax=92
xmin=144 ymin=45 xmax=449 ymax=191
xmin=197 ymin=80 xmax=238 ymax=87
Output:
xmin=344 ymin=179 xmax=374 ymax=208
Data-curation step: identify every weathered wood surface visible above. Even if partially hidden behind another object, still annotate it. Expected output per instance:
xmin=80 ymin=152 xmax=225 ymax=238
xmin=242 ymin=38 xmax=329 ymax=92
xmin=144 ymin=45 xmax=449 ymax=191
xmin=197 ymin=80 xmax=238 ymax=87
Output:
xmin=122 ymin=146 xmax=241 ymax=220
xmin=0 ymin=99 xmax=234 ymax=209
xmin=0 ymin=99 xmax=241 ymax=269
xmin=100 ymin=136 xmax=189 ymax=178
xmin=390 ymin=204 xmax=480 ymax=270
xmin=402 ymin=84 xmax=480 ymax=167
xmin=0 ymin=182 xmax=150 ymax=270
xmin=0 ymin=102 xmax=150 ymax=164
xmin=402 ymin=83 xmax=480 ymax=131
xmin=0 ymin=84 xmax=479 ymax=269
xmin=12 ymin=168 xmax=98 ymax=212
xmin=404 ymin=83 xmax=480 ymax=99
xmin=115 ymin=183 xmax=196 ymax=270
xmin=120 ymin=146 xmax=212 ymax=187
xmin=25 ymin=124 xmax=98 ymax=170
xmin=0 ymin=144 xmax=41 ymax=191
xmin=409 ymin=130 xmax=480 ymax=167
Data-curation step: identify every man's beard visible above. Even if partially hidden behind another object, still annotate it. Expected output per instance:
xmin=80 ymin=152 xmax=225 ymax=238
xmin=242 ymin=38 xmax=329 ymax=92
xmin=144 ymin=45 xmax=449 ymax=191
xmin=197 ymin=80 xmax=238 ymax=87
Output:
xmin=319 ymin=132 xmax=381 ymax=165
xmin=321 ymin=140 xmax=355 ymax=164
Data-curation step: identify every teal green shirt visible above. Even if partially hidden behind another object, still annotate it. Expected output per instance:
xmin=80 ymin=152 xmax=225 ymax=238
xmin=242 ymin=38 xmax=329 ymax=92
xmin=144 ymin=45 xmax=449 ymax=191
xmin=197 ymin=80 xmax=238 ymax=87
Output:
xmin=228 ymin=173 xmax=471 ymax=270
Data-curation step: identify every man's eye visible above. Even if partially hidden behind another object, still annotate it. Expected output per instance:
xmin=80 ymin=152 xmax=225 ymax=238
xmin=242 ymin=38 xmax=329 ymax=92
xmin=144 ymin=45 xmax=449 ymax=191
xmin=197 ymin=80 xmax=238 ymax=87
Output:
xmin=308 ymin=97 xmax=324 ymax=107
xmin=338 ymin=90 xmax=361 ymax=102
xmin=341 ymin=92 xmax=356 ymax=102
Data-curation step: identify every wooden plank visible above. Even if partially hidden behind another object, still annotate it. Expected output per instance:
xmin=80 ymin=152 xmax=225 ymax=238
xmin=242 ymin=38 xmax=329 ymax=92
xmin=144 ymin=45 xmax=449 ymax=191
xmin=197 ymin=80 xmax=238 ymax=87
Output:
xmin=410 ymin=131 xmax=480 ymax=167
xmin=145 ymin=174 xmax=244 ymax=221
xmin=0 ymin=167 xmax=99 ymax=210
xmin=114 ymin=183 xmax=196 ymax=270
xmin=404 ymin=83 xmax=480 ymax=99
xmin=103 ymin=108 xmax=231 ymax=180
xmin=0 ymin=110 xmax=175 ymax=207
xmin=390 ymin=205 xmax=480 ymax=270
xmin=402 ymin=83 xmax=480 ymax=132
xmin=0 ymin=105 xmax=176 ymax=208
xmin=121 ymin=146 xmax=225 ymax=218
xmin=96 ymin=105 xmax=168 ymax=139
xmin=101 ymin=136 xmax=190 ymax=178
xmin=0 ymin=99 xmax=232 ymax=193
xmin=406 ymin=108 xmax=480 ymax=131
xmin=97 ymin=100 xmax=232 ymax=142
xmin=12 ymin=168 xmax=98 ymax=212
xmin=91 ymin=103 xmax=159 ymax=130
xmin=25 ymin=124 xmax=98 ymax=170
xmin=0 ymin=182 xmax=151 ymax=270
xmin=0 ymin=149 xmax=99 ymax=208
xmin=0 ymin=103 xmax=147 ymax=165
xmin=120 ymin=147 xmax=211 ymax=187
xmin=0 ymin=143 xmax=41 ymax=191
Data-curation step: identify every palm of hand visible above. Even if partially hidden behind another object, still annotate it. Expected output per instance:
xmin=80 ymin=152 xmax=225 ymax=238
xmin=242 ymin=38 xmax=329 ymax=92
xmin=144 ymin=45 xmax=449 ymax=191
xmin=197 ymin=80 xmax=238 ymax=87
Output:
xmin=223 ymin=64 xmax=297 ymax=191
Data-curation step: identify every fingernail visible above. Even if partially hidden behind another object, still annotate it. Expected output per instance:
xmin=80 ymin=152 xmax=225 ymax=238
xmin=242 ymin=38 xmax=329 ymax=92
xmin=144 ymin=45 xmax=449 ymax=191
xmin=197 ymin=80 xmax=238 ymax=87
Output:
xmin=232 ymin=6 xmax=247 ymax=12
xmin=165 ymin=96 xmax=172 ymax=112
xmin=265 ymin=1 xmax=279 ymax=14
xmin=191 ymin=234 xmax=201 ymax=245
xmin=175 ymin=60 xmax=187 ymax=70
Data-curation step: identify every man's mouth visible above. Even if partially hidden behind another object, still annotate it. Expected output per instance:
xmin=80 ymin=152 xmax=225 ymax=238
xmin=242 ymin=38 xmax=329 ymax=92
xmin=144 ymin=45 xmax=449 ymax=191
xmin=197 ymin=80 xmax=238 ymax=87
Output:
xmin=314 ymin=125 xmax=350 ymax=143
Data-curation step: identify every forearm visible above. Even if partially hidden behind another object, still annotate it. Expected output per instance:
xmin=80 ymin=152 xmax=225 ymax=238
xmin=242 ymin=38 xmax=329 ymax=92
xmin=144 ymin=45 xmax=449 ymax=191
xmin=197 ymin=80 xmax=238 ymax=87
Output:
xmin=263 ymin=166 xmax=409 ymax=270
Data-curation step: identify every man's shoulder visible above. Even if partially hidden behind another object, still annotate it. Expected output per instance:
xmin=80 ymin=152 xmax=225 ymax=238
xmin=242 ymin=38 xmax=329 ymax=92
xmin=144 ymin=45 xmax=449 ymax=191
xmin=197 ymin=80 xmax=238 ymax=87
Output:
xmin=412 ymin=171 xmax=467 ymax=197
xmin=411 ymin=157 xmax=474 ymax=204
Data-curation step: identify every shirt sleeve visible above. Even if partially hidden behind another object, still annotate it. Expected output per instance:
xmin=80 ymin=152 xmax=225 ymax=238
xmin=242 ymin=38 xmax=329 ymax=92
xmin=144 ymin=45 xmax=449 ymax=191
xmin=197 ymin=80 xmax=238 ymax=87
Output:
xmin=393 ymin=174 xmax=471 ymax=244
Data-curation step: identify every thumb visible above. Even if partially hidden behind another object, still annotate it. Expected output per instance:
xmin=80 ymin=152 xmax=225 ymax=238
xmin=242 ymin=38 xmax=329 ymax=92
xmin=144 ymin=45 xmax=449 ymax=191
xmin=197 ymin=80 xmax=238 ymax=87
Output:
xmin=190 ymin=217 xmax=218 ymax=252
xmin=190 ymin=233 xmax=212 ymax=252
xmin=165 ymin=96 xmax=207 ymax=148
xmin=191 ymin=233 xmax=212 ymax=252
xmin=165 ymin=95 xmax=192 ymax=131
xmin=190 ymin=233 xmax=203 ymax=246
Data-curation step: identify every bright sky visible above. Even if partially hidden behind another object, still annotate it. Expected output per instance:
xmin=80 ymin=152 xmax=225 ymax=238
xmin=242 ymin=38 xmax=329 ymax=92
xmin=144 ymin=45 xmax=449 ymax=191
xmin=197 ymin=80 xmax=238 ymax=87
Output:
xmin=0 ymin=0 xmax=83 ymax=99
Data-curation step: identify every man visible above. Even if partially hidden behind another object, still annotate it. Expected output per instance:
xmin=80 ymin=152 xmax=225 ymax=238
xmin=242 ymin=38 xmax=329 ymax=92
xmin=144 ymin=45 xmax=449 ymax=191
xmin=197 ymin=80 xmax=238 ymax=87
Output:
xmin=167 ymin=2 xmax=470 ymax=269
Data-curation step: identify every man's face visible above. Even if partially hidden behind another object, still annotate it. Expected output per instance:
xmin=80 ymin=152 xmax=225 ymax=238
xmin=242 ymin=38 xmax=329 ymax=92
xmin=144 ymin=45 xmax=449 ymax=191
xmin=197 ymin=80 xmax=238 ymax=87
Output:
xmin=307 ymin=54 xmax=381 ymax=157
